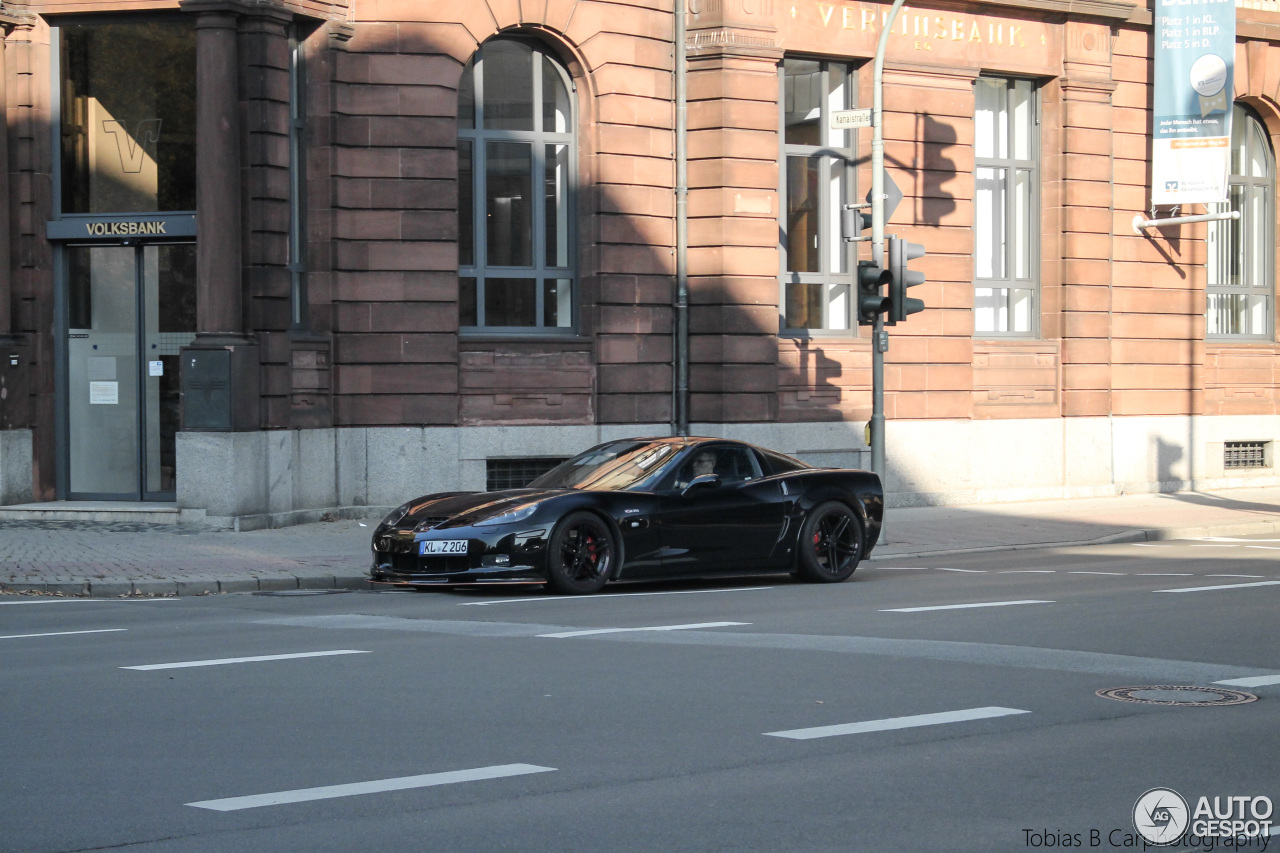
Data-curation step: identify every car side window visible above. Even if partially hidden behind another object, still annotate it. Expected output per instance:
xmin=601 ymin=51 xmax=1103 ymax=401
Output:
xmin=712 ymin=446 xmax=762 ymax=486
xmin=760 ymin=448 xmax=809 ymax=474
xmin=670 ymin=445 xmax=763 ymax=489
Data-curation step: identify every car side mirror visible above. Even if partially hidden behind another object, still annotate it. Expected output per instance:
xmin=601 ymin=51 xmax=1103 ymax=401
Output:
xmin=681 ymin=473 xmax=721 ymax=497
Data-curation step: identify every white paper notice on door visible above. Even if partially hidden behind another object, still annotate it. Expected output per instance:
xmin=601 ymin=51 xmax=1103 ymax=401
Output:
xmin=149 ymin=360 xmax=164 ymax=377
xmin=89 ymin=381 xmax=119 ymax=405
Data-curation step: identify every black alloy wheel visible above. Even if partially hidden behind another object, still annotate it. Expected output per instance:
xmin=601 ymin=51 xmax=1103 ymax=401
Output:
xmin=546 ymin=511 xmax=614 ymax=594
xmin=796 ymin=501 xmax=863 ymax=583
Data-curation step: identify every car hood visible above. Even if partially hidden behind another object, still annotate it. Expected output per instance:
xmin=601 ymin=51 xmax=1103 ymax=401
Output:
xmin=400 ymin=489 xmax=570 ymax=528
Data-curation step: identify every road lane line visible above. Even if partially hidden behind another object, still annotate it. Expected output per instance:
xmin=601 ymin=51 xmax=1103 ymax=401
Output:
xmin=1246 ymin=545 xmax=1280 ymax=550
xmin=186 ymin=764 xmax=556 ymax=811
xmin=881 ymin=600 xmax=1053 ymax=613
xmin=122 ymin=650 xmax=370 ymax=670
xmin=1137 ymin=573 xmax=1194 ymax=577
xmin=765 ymin=706 xmax=1030 ymax=740
xmin=936 ymin=568 xmax=986 ymax=573
xmin=1206 ymin=574 xmax=1263 ymax=578
xmin=998 ymin=570 xmax=1055 ymax=574
xmin=459 ymin=587 xmax=772 ymax=605
xmin=1154 ymin=580 xmax=1280 ymax=594
xmin=1213 ymin=675 xmax=1280 ymax=688
xmin=1 ymin=628 xmax=127 ymax=640
xmin=1069 ymin=572 xmax=1127 ymax=575
xmin=869 ymin=567 xmax=931 ymax=571
xmin=538 ymin=621 xmax=748 ymax=638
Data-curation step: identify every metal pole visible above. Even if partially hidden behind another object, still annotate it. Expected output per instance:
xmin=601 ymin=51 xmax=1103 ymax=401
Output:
xmin=1132 ymin=210 xmax=1238 ymax=233
xmin=674 ymin=0 xmax=690 ymax=436
xmin=871 ymin=0 xmax=907 ymax=538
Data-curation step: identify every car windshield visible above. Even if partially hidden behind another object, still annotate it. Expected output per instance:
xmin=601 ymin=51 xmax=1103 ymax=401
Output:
xmin=528 ymin=441 xmax=681 ymax=491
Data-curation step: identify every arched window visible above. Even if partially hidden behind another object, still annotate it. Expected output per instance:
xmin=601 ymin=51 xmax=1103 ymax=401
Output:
xmin=1208 ymin=105 xmax=1275 ymax=339
xmin=457 ymin=39 xmax=576 ymax=332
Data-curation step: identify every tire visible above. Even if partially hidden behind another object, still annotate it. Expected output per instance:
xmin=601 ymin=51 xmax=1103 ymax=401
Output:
xmin=546 ymin=511 xmax=614 ymax=594
xmin=795 ymin=501 xmax=863 ymax=583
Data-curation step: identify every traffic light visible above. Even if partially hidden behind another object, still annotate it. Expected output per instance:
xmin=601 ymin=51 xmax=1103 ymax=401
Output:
xmin=887 ymin=236 xmax=926 ymax=324
xmin=856 ymin=260 xmax=891 ymax=326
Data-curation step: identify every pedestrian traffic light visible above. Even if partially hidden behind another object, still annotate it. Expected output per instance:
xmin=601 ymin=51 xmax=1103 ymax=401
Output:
xmin=887 ymin=236 xmax=926 ymax=324
xmin=856 ymin=260 xmax=891 ymax=326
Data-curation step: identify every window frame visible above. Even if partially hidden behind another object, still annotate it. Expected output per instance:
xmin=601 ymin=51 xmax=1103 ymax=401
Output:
xmin=973 ymin=75 xmax=1041 ymax=339
xmin=777 ymin=57 xmax=859 ymax=337
xmin=457 ymin=39 xmax=578 ymax=336
xmin=1207 ymin=103 xmax=1276 ymax=342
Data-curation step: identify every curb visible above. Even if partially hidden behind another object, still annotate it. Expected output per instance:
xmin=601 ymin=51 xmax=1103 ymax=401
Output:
xmin=868 ymin=518 xmax=1280 ymax=561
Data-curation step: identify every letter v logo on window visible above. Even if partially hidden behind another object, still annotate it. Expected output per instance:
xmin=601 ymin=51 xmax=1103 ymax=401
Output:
xmin=102 ymin=119 xmax=163 ymax=174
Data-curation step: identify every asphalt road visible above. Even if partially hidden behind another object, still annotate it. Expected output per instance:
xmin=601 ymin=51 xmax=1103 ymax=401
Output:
xmin=3 ymin=534 xmax=1279 ymax=853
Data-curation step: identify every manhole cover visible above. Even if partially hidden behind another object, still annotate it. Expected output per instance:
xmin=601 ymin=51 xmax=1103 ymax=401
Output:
xmin=253 ymin=589 xmax=351 ymax=597
xmin=1097 ymin=685 xmax=1257 ymax=706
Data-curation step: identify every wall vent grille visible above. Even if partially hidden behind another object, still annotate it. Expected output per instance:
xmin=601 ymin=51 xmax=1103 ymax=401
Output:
xmin=1224 ymin=441 xmax=1269 ymax=470
xmin=486 ymin=458 xmax=568 ymax=491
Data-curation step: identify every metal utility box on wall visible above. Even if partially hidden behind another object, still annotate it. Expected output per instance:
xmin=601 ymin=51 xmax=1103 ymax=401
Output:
xmin=0 ymin=340 xmax=31 ymax=430
xmin=180 ymin=344 xmax=260 ymax=431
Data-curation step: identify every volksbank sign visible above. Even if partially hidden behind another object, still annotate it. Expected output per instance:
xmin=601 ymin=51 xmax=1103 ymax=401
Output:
xmin=1150 ymin=0 xmax=1235 ymax=205
xmin=84 ymin=220 xmax=168 ymax=236
xmin=46 ymin=214 xmax=197 ymax=241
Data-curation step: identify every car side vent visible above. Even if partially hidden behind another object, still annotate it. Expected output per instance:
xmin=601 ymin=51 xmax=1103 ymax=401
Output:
xmin=1224 ymin=441 xmax=1270 ymax=470
xmin=486 ymin=457 xmax=568 ymax=491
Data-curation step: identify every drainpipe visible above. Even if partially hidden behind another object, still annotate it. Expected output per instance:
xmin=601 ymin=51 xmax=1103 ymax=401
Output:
xmin=674 ymin=0 xmax=690 ymax=436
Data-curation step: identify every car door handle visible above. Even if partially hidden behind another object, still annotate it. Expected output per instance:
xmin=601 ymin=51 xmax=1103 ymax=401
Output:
xmin=623 ymin=517 xmax=648 ymax=530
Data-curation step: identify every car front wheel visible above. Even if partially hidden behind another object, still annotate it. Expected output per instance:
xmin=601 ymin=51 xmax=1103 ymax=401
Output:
xmin=796 ymin=501 xmax=863 ymax=583
xmin=546 ymin=511 xmax=614 ymax=594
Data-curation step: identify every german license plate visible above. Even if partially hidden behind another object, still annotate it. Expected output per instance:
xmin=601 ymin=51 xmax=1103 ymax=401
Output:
xmin=420 ymin=539 xmax=468 ymax=556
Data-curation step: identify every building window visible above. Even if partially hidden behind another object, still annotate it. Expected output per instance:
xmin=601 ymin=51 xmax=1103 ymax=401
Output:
xmin=58 ymin=20 xmax=197 ymax=215
xmin=288 ymin=27 xmax=308 ymax=329
xmin=458 ymin=40 xmax=576 ymax=333
xmin=1207 ymin=105 xmax=1275 ymax=339
xmin=779 ymin=58 xmax=857 ymax=333
xmin=974 ymin=77 xmax=1039 ymax=336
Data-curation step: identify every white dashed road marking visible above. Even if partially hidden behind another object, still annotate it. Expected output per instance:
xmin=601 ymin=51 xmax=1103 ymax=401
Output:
xmin=186 ymin=764 xmax=557 ymax=811
xmin=1213 ymin=675 xmax=1280 ymax=688
xmin=458 ymin=587 xmax=772 ymax=605
xmin=881 ymin=600 xmax=1053 ymax=613
xmin=936 ymin=568 xmax=986 ymax=573
xmin=1069 ymin=571 xmax=1126 ymax=575
xmin=0 ymin=628 xmax=127 ymax=640
xmin=765 ymin=706 xmax=1030 ymax=740
xmin=999 ymin=570 xmax=1055 ymax=574
xmin=538 ymin=622 xmax=748 ymax=638
xmin=1154 ymin=580 xmax=1280 ymax=594
xmin=122 ymin=650 xmax=370 ymax=670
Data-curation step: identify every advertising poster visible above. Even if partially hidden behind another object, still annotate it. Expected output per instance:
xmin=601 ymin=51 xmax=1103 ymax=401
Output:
xmin=1151 ymin=0 xmax=1235 ymax=205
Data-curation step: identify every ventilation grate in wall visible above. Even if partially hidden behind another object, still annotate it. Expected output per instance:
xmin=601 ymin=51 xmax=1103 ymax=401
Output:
xmin=1224 ymin=441 xmax=1269 ymax=470
xmin=486 ymin=458 xmax=569 ymax=491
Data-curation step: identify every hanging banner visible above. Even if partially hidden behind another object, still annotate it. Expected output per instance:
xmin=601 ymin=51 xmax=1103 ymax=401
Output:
xmin=1151 ymin=0 xmax=1235 ymax=205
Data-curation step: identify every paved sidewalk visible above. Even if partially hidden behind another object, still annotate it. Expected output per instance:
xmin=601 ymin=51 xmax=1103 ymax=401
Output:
xmin=2 ymin=486 xmax=1279 ymax=597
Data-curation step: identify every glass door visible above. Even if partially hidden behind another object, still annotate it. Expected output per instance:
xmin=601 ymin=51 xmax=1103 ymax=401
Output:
xmin=66 ymin=243 xmax=195 ymax=500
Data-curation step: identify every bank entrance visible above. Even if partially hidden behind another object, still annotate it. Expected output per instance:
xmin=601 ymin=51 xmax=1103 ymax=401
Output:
xmin=51 ymin=18 xmax=198 ymax=502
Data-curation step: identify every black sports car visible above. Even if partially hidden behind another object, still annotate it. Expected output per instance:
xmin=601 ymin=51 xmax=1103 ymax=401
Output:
xmin=370 ymin=437 xmax=883 ymax=594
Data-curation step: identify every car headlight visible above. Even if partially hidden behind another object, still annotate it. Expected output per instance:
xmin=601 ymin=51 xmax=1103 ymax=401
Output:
xmin=381 ymin=503 xmax=411 ymax=527
xmin=475 ymin=503 xmax=539 ymax=527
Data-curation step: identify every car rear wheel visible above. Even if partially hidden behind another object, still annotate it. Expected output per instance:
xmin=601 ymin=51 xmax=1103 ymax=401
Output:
xmin=796 ymin=501 xmax=863 ymax=583
xmin=546 ymin=512 xmax=614 ymax=594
